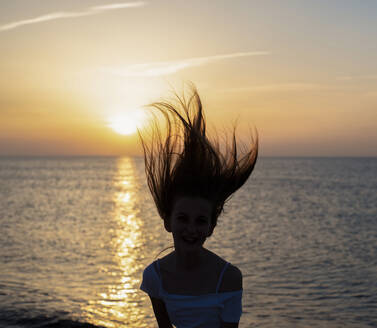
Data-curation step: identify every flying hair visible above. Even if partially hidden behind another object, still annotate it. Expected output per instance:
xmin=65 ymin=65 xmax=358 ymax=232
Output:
xmin=139 ymin=85 xmax=258 ymax=235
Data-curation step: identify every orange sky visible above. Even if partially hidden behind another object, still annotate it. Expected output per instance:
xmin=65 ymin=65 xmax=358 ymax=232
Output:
xmin=1 ymin=0 xmax=376 ymax=156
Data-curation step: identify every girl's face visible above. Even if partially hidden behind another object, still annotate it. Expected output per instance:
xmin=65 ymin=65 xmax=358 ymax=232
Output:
xmin=169 ymin=196 xmax=214 ymax=252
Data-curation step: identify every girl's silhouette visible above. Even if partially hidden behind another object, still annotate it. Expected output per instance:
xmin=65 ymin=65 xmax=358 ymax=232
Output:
xmin=139 ymin=85 xmax=258 ymax=328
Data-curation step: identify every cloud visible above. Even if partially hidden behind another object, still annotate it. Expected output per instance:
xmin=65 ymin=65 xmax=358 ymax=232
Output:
xmin=91 ymin=3 xmax=146 ymax=10
xmin=0 ymin=2 xmax=146 ymax=32
xmin=100 ymin=51 xmax=270 ymax=77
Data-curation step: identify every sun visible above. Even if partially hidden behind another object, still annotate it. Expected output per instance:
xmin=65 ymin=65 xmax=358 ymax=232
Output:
xmin=107 ymin=110 xmax=145 ymax=135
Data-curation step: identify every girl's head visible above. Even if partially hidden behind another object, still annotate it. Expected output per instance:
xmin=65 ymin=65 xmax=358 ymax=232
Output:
xmin=169 ymin=195 xmax=213 ymax=252
xmin=139 ymin=85 xmax=258 ymax=237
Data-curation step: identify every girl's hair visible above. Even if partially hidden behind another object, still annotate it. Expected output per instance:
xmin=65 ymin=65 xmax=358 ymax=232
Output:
xmin=139 ymin=85 xmax=258 ymax=235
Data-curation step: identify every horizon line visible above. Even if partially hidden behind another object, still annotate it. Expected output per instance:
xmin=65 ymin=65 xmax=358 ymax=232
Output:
xmin=0 ymin=154 xmax=375 ymax=159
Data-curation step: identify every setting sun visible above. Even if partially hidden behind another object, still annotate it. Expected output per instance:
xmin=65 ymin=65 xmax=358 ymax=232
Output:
xmin=107 ymin=110 xmax=145 ymax=136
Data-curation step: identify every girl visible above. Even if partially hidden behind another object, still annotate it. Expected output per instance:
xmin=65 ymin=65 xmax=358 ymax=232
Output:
xmin=139 ymin=86 xmax=258 ymax=328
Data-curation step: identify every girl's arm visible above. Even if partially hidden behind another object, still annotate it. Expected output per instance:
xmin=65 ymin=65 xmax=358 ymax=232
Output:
xmin=220 ymin=264 xmax=243 ymax=328
xmin=150 ymin=296 xmax=173 ymax=328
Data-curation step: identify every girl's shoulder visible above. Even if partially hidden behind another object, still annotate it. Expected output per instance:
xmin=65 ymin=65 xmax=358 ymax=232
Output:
xmin=219 ymin=262 xmax=242 ymax=292
xmin=208 ymin=251 xmax=243 ymax=293
xmin=199 ymin=249 xmax=243 ymax=292
xmin=158 ymin=251 xmax=175 ymax=270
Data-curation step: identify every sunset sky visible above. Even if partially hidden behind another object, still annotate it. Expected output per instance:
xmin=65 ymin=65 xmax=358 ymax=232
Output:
xmin=1 ymin=0 xmax=376 ymax=156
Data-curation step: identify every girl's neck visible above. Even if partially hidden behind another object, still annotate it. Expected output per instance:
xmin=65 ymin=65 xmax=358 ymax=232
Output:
xmin=174 ymin=247 xmax=208 ymax=272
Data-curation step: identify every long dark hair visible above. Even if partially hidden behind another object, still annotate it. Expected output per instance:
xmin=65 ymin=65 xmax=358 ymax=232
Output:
xmin=139 ymin=85 xmax=258 ymax=235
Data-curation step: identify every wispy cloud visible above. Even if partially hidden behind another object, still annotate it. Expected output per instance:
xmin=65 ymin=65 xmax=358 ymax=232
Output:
xmin=100 ymin=51 xmax=270 ymax=77
xmin=0 ymin=2 xmax=146 ymax=32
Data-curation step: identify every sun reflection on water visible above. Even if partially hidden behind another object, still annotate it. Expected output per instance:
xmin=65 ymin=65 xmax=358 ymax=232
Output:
xmin=82 ymin=157 xmax=149 ymax=327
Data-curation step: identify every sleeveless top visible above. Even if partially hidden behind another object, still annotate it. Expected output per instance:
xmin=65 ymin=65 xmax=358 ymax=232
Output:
xmin=140 ymin=260 xmax=242 ymax=328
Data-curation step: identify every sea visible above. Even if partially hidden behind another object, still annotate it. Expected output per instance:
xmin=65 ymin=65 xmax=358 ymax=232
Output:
xmin=0 ymin=156 xmax=376 ymax=328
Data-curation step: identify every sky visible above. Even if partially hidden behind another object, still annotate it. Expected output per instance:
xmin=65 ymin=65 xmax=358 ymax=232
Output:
xmin=0 ymin=0 xmax=376 ymax=157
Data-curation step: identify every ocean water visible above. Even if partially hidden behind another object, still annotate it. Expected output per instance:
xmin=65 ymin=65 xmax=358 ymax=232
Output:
xmin=0 ymin=157 xmax=376 ymax=328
